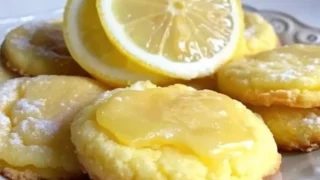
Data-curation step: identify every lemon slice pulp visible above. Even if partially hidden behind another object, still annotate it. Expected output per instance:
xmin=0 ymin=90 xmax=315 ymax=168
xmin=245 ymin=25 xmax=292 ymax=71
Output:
xmin=97 ymin=0 xmax=243 ymax=79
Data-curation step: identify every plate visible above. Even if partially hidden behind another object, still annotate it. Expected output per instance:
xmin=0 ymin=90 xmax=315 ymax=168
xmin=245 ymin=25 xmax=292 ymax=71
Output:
xmin=0 ymin=1 xmax=320 ymax=180
xmin=243 ymin=4 xmax=320 ymax=46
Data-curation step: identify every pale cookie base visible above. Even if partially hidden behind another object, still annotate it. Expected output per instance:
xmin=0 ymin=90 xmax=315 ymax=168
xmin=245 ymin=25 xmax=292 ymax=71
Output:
xmin=73 ymin=112 xmax=281 ymax=180
xmin=250 ymin=105 xmax=320 ymax=152
xmin=78 ymin=155 xmax=281 ymax=180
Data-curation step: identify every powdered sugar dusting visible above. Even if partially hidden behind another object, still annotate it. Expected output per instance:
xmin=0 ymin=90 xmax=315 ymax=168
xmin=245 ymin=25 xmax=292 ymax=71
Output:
xmin=27 ymin=75 xmax=52 ymax=84
xmin=223 ymin=45 xmax=320 ymax=86
xmin=9 ymin=133 xmax=23 ymax=145
xmin=19 ymin=117 xmax=59 ymax=138
xmin=244 ymin=26 xmax=256 ymax=39
xmin=244 ymin=12 xmax=271 ymax=40
xmin=131 ymin=81 xmax=157 ymax=90
xmin=15 ymin=98 xmax=46 ymax=115
xmin=10 ymin=35 xmax=29 ymax=49
xmin=130 ymin=82 xmax=147 ymax=91
xmin=269 ymin=68 xmax=303 ymax=81
xmin=0 ymin=113 xmax=11 ymax=138
xmin=9 ymin=21 xmax=72 ymax=60
xmin=219 ymin=110 xmax=228 ymax=116
xmin=0 ymin=78 xmax=26 ymax=107
xmin=21 ymin=21 xmax=46 ymax=34
xmin=303 ymin=113 xmax=320 ymax=128
xmin=0 ymin=113 xmax=10 ymax=126
xmin=95 ymin=90 xmax=121 ymax=105
xmin=115 ymin=97 xmax=123 ymax=102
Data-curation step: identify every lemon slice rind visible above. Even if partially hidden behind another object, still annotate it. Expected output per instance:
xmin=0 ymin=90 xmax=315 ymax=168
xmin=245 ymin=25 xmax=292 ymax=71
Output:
xmin=63 ymin=0 xmax=174 ymax=87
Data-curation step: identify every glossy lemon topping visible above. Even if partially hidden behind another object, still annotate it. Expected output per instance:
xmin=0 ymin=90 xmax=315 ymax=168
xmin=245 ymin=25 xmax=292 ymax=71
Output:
xmin=96 ymin=85 xmax=255 ymax=161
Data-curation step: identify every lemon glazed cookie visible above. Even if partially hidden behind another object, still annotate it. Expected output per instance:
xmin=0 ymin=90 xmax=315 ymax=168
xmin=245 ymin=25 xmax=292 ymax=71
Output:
xmin=242 ymin=12 xmax=279 ymax=56
xmin=217 ymin=44 xmax=320 ymax=108
xmin=71 ymin=81 xmax=280 ymax=180
xmin=0 ymin=53 xmax=18 ymax=83
xmin=0 ymin=75 xmax=106 ymax=180
xmin=1 ymin=21 xmax=88 ymax=76
xmin=229 ymin=12 xmax=279 ymax=61
xmin=250 ymin=105 xmax=320 ymax=152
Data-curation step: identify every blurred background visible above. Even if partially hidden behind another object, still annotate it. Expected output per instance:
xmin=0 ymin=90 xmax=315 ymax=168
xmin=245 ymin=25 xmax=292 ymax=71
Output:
xmin=0 ymin=0 xmax=319 ymax=27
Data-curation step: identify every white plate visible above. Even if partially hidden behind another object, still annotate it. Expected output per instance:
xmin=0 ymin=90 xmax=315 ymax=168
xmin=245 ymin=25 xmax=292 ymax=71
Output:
xmin=1 ymin=0 xmax=320 ymax=180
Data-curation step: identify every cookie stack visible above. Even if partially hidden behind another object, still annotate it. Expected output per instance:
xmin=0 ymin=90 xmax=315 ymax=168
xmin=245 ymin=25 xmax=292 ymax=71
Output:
xmin=217 ymin=44 xmax=320 ymax=152
xmin=0 ymin=0 xmax=284 ymax=179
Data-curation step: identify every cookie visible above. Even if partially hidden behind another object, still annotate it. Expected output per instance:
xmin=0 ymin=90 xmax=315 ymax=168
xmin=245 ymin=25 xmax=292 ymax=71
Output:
xmin=217 ymin=44 xmax=320 ymax=108
xmin=0 ymin=53 xmax=18 ymax=83
xmin=1 ymin=21 xmax=88 ymax=76
xmin=243 ymin=12 xmax=279 ymax=56
xmin=71 ymin=81 xmax=280 ymax=180
xmin=250 ymin=105 xmax=320 ymax=152
xmin=230 ymin=12 xmax=279 ymax=61
xmin=0 ymin=76 xmax=106 ymax=180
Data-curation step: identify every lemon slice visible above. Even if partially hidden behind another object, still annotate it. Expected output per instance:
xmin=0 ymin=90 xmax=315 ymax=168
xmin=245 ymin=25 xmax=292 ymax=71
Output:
xmin=97 ymin=0 xmax=244 ymax=79
xmin=63 ymin=0 xmax=174 ymax=87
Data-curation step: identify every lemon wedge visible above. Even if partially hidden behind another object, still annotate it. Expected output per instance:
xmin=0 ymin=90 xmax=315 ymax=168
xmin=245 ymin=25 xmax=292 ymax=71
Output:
xmin=97 ymin=0 xmax=244 ymax=79
xmin=63 ymin=0 xmax=174 ymax=87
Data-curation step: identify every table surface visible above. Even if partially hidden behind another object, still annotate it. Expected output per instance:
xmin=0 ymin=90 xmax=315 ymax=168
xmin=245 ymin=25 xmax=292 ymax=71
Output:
xmin=1 ymin=0 xmax=320 ymax=180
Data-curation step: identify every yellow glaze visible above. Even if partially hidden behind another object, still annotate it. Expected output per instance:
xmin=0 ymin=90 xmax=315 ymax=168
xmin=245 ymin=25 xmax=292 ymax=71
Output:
xmin=97 ymin=85 xmax=254 ymax=162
